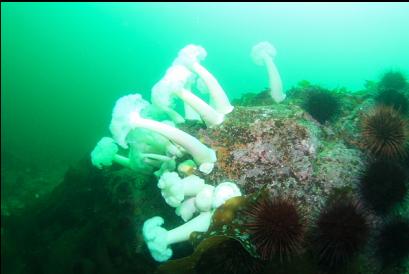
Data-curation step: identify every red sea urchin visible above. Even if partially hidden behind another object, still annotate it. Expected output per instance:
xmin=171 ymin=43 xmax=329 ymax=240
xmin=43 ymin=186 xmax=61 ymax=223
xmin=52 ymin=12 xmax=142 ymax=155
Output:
xmin=312 ymin=200 xmax=370 ymax=270
xmin=361 ymin=106 xmax=408 ymax=159
xmin=243 ymin=195 xmax=306 ymax=261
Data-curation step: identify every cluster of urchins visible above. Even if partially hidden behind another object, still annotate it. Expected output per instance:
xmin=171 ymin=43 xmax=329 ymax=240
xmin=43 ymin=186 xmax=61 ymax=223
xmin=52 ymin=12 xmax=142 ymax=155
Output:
xmin=358 ymin=71 xmax=409 ymax=271
xmin=192 ymin=72 xmax=409 ymax=274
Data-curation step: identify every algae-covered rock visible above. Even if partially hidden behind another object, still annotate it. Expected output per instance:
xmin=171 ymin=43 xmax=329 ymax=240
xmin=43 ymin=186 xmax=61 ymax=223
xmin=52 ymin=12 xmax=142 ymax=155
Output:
xmin=185 ymin=104 xmax=365 ymax=216
xmin=198 ymin=105 xmax=318 ymax=190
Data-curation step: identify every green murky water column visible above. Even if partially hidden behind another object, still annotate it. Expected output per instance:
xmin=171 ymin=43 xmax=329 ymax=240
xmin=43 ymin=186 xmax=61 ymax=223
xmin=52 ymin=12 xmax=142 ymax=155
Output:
xmin=2 ymin=2 xmax=409 ymax=165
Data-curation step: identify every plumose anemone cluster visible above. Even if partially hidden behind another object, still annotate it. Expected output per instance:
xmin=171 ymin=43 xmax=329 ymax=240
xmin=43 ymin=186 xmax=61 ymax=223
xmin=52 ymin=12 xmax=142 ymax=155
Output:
xmin=90 ymin=42 xmax=286 ymax=263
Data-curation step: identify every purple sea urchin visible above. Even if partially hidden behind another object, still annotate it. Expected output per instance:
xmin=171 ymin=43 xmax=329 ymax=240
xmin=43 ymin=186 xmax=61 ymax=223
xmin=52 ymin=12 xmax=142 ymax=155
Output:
xmin=359 ymin=160 xmax=408 ymax=215
xmin=243 ymin=196 xmax=306 ymax=261
xmin=378 ymin=71 xmax=408 ymax=91
xmin=376 ymin=218 xmax=409 ymax=268
xmin=301 ymin=87 xmax=341 ymax=124
xmin=312 ymin=200 xmax=370 ymax=269
xmin=376 ymin=88 xmax=409 ymax=115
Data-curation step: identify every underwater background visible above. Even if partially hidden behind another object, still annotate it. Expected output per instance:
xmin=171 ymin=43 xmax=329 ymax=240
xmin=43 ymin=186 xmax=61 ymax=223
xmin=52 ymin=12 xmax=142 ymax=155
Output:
xmin=2 ymin=2 xmax=409 ymax=166
xmin=2 ymin=2 xmax=409 ymax=274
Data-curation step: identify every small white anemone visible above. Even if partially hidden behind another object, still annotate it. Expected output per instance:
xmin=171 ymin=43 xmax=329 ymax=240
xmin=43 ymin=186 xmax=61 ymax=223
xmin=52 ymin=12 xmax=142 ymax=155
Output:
xmin=143 ymin=212 xmax=212 ymax=262
xmin=90 ymin=137 xmax=130 ymax=169
xmin=175 ymin=197 xmax=197 ymax=222
xmin=251 ymin=41 xmax=285 ymax=103
xmin=157 ymin=171 xmax=205 ymax=208
xmin=212 ymin=182 xmax=242 ymax=208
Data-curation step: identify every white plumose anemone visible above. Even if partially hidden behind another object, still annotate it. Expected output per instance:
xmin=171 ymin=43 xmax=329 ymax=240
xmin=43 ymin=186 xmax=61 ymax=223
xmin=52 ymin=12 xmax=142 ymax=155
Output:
xmin=251 ymin=41 xmax=286 ymax=103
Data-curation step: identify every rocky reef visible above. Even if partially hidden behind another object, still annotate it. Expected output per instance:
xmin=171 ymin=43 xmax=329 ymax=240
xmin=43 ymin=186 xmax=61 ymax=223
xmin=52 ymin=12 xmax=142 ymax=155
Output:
xmin=2 ymin=79 xmax=408 ymax=274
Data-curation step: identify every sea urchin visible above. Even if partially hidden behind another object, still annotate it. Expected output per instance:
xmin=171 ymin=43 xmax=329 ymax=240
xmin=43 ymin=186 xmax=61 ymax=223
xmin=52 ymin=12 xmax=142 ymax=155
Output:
xmin=359 ymin=160 xmax=408 ymax=215
xmin=375 ymin=88 xmax=409 ymax=115
xmin=302 ymin=87 xmax=341 ymax=124
xmin=312 ymin=200 xmax=370 ymax=270
xmin=243 ymin=196 xmax=305 ymax=261
xmin=378 ymin=71 xmax=408 ymax=91
xmin=361 ymin=106 xmax=408 ymax=159
xmin=376 ymin=218 xmax=409 ymax=268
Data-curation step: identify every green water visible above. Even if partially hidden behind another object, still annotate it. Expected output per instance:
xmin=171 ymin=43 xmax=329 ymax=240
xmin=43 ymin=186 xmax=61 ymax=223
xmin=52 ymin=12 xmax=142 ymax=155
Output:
xmin=2 ymin=2 xmax=409 ymax=166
